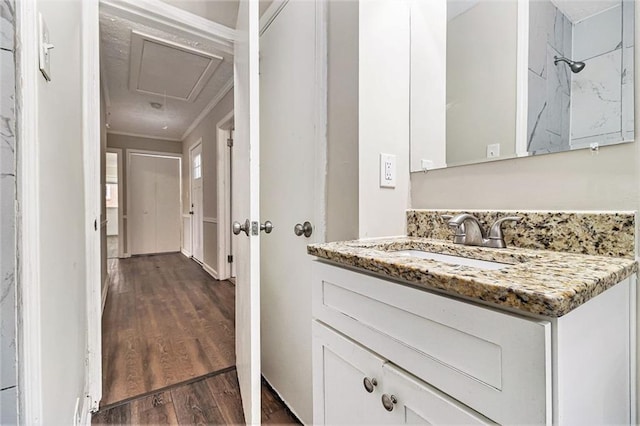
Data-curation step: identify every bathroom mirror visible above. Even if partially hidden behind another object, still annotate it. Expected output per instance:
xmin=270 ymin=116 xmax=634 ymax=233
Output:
xmin=409 ymin=0 xmax=635 ymax=172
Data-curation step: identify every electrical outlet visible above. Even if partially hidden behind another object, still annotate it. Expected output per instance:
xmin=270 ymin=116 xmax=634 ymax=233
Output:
xmin=486 ymin=143 xmax=500 ymax=158
xmin=380 ymin=153 xmax=396 ymax=188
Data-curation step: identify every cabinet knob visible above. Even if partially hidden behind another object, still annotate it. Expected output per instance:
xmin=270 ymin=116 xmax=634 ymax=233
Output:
xmin=363 ymin=377 xmax=377 ymax=393
xmin=381 ymin=394 xmax=397 ymax=411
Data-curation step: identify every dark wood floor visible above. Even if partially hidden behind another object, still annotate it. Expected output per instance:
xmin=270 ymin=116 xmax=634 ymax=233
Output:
xmin=93 ymin=369 xmax=299 ymax=425
xmin=102 ymin=254 xmax=236 ymax=405
xmin=98 ymin=253 xmax=299 ymax=424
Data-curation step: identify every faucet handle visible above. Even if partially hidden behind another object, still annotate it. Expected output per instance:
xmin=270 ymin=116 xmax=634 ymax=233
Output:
xmin=441 ymin=214 xmax=466 ymax=244
xmin=487 ymin=216 xmax=522 ymax=248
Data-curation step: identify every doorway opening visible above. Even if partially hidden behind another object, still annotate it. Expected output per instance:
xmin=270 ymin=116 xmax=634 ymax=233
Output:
xmin=189 ymin=140 xmax=204 ymax=264
xmin=105 ymin=150 xmax=122 ymax=259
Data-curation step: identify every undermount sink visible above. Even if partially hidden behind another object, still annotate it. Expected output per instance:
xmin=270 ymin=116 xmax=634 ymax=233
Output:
xmin=393 ymin=250 xmax=510 ymax=271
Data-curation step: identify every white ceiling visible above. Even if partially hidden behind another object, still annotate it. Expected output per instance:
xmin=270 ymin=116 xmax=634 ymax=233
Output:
xmin=552 ymin=0 xmax=620 ymax=23
xmin=100 ymin=10 xmax=234 ymax=141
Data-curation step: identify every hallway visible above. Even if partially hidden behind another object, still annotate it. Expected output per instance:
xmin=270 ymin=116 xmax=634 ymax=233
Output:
xmin=97 ymin=254 xmax=298 ymax=424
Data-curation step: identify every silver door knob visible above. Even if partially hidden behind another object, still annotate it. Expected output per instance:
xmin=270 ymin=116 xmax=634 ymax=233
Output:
xmin=260 ymin=221 xmax=274 ymax=234
xmin=294 ymin=221 xmax=313 ymax=238
xmin=233 ymin=219 xmax=250 ymax=236
xmin=363 ymin=377 xmax=377 ymax=393
xmin=381 ymin=394 xmax=397 ymax=411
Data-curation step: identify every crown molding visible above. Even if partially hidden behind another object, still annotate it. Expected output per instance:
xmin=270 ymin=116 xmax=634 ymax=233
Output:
xmin=100 ymin=0 xmax=236 ymax=55
xmin=107 ymin=130 xmax=182 ymax=142
xmin=181 ymin=77 xmax=234 ymax=140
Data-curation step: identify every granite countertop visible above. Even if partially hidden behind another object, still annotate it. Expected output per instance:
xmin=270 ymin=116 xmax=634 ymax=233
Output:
xmin=307 ymin=236 xmax=638 ymax=317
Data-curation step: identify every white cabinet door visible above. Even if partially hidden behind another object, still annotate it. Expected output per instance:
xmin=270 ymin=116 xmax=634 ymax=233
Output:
xmin=313 ymin=322 xmax=394 ymax=425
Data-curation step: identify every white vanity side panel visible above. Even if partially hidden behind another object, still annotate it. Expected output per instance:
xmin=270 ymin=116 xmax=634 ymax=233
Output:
xmin=554 ymin=277 xmax=632 ymax=425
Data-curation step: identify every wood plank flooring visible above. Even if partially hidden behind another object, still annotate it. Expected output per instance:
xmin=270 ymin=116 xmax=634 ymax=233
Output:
xmin=92 ymin=369 xmax=300 ymax=425
xmin=101 ymin=254 xmax=236 ymax=405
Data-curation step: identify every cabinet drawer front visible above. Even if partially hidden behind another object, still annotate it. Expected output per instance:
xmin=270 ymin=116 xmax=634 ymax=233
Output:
xmin=312 ymin=262 xmax=551 ymax=425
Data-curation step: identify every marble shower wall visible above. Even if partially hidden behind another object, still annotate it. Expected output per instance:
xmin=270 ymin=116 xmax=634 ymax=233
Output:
xmin=527 ymin=0 xmax=572 ymax=155
xmin=571 ymin=2 xmax=634 ymax=148
xmin=0 ymin=0 xmax=16 ymax=424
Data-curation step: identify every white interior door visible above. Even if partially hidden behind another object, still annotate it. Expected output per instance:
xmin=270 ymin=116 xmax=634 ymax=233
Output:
xmin=129 ymin=154 xmax=157 ymax=255
xmin=190 ymin=143 xmax=203 ymax=262
xmin=260 ymin=1 xmax=325 ymax=423
xmin=129 ymin=153 xmax=181 ymax=255
xmin=233 ymin=0 xmax=261 ymax=423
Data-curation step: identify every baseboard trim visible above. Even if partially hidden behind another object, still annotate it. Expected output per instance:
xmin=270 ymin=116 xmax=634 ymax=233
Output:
xmin=181 ymin=248 xmax=192 ymax=258
xmin=101 ymin=275 xmax=109 ymax=314
xmin=203 ymin=263 xmax=219 ymax=280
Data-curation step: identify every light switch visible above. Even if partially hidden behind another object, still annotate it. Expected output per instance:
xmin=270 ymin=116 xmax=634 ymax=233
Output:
xmin=38 ymin=13 xmax=54 ymax=81
xmin=379 ymin=153 xmax=396 ymax=188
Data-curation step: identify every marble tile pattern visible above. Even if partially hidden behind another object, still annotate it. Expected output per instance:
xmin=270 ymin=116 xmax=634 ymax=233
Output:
xmin=0 ymin=0 xmax=16 ymax=423
xmin=570 ymin=2 xmax=634 ymax=147
xmin=406 ymin=210 xmax=635 ymax=258
xmin=307 ymin=236 xmax=637 ymax=317
xmin=527 ymin=0 xmax=572 ymax=155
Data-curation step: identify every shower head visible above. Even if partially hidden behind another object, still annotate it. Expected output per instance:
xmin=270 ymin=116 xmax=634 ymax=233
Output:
xmin=554 ymin=56 xmax=586 ymax=74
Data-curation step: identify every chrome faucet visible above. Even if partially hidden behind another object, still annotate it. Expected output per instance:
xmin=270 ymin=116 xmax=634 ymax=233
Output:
xmin=442 ymin=213 xmax=521 ymax=248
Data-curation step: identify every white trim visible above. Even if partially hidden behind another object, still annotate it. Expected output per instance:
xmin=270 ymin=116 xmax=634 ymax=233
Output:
xmin=203 ymin=263 xmax=219 ymax=280
xmin=182 ymin=213 xmax=191 ymax=218
xmin=83 ymin=0 xmax=103 ymax=413
xmin=100 ymin=0 xmax=236 ymax=54
xmin=106 ymin=148 xmax=124 ymax=258
xmin=101 ymin=276 xmax=109 ymax=314
xmin=203 ymin=217 xmax=218 ymax=224
xmin=313 ymin=0 xmax=328 ymax=244
xmin=188 ymin=139 xmax=203 ymax=262
xmin=181 ymin=78 xmax=234 ymax=140
xmin=630 ymin=273 xmax=637 ymax=424
xmin=515 ymin=0 xmax=529 ymax=157
xmin=126 ymin=149 xmax=183 ymax=256
xmin=16 ymin=0 xmax=43 ymax=422
xmin=107 ymin=129 xmax=182 ymax=142
xmin=181 ymin=248 xmax=192 ymax=258
xmin=259 ymin=0 xmax=289 ymax=35
xmin=216 ymin=111 xmax=234 ymax=281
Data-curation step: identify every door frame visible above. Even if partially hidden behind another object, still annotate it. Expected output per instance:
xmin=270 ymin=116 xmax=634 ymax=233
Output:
xmin=216 ymin=111 xmax=234 ymax=280
xmin=188 ymin=139 xmax=204 ymax=263
xmin=106 ymin=148 xmax=124 ymax=259
xmin=126 ymin=149 xmax=183 ymax=256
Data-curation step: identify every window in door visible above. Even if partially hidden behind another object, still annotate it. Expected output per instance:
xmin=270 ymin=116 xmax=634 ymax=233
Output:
xmin=193 ymin=153 xmax=202 ymax=179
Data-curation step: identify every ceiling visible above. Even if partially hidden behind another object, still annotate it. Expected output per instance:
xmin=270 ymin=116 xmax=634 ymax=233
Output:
xmin=100 ymin=8 xmax=234 ymax=141
xmin=552 ymin=0 xmax=620 ymax=23
xmin=157 ymin=0 xmax=240 ymax=28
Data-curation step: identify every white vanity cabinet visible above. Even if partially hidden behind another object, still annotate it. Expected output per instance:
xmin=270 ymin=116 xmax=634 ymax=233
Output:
xmin=311 ymin=261 xmax=635 ymax=425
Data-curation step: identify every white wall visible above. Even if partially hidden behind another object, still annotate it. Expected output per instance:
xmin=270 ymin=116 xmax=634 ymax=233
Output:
xmin=327 ymin=0 xmax=359 ymax=243
xmin=33 ymin=0 xmax=89 ymax=422
xmin=182 ymin=88 xmax=233 ymax=273
xmin=358 ymin=0 xmax=411 ymax=238
xmin=447 ymin=1 xmax=518 ymax=164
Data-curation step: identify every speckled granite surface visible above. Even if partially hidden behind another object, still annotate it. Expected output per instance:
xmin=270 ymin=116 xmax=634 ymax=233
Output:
xmin=407 ymin=210 xmax=636 ymax=258
xmin=308 ymin=237 xmax=637 ymax=317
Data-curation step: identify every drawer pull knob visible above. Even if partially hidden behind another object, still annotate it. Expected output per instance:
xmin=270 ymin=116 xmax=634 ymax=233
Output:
xmin=381 ymin=394 xmax=397 ymax=411
xmin=363 ymin=377 xmax=377 ymax=393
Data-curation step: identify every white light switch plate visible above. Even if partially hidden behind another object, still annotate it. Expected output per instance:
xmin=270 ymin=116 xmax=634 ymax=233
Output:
xmin=486 ymin=143 xmax=500 ymax=158
xmin=380 ymin=153 xmax=396 ymax=188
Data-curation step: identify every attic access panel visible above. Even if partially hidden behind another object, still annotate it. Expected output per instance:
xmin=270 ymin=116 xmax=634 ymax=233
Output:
xmin=129 ymin=30 xmax=223 ymax=103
